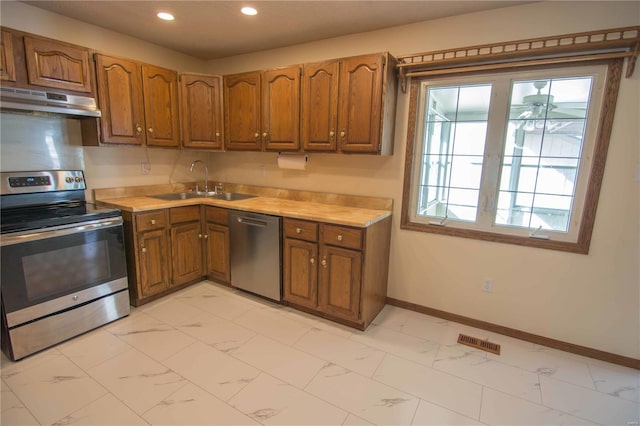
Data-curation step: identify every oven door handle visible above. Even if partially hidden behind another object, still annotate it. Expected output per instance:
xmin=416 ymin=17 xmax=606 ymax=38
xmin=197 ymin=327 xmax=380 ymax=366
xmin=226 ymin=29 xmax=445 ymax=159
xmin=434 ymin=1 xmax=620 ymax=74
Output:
xmin=0 ymin=217 xmax=123 ymax=246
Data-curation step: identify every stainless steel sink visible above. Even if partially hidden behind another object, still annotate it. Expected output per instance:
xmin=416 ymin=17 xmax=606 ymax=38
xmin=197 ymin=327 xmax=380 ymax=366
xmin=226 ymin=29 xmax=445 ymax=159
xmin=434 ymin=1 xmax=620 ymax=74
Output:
xmin=209 ymin=192 xmax=257 ymax=201
xmin=150 ymin=192 xmax=257 ymax=201
xmin=150 ymin=192 xmax=202 ymax=201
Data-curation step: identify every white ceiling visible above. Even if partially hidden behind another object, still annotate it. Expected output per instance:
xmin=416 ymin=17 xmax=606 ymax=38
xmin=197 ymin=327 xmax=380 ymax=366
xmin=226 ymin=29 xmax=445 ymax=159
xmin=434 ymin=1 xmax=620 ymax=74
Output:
xmin=22 ymin=1 xmax=530 ymax=60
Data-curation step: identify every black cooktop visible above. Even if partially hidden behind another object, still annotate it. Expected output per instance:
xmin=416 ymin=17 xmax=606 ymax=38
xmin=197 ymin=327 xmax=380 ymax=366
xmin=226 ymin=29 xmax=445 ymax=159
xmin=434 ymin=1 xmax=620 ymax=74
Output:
xmin=0 ymin=201 xmax=122 ymax=234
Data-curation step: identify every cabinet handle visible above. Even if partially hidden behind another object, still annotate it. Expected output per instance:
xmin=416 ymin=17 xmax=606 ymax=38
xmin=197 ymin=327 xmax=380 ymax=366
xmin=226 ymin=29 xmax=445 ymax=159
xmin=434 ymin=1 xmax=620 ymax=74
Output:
xmin=337 ymin=234 xmax=344 ymax=241
xmin=340 ymin=130 xmax=346 ymax=138
xmin=148 ymin=127 xmax=154 ymax=133
xmin=321 ymin=257 xmax=327 ymax=268
xmin=150 ymin=219 xmax=157 ymax=225
xmin=310 ymin=258 xmax=315 ymax=264
xmin=296 ymin=227 xmax=303 ymax=234
xmin=141 ymin=247 xmax=147 ymax=254
xmin=136 ymin=124 xmax=143 ymax=135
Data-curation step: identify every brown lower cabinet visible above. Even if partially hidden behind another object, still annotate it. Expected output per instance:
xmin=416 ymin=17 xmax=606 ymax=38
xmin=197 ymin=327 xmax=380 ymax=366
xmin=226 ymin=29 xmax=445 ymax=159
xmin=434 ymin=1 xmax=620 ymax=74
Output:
xmin=283 ymin=216 xmax=391 ymax=329
xmin=123 ymin=206 xmax=230 ymax=306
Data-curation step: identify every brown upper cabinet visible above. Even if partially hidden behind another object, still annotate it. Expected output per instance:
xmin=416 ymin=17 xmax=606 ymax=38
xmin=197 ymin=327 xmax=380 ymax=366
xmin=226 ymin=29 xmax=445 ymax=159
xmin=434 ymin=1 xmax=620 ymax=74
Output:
xmin=302 ymin=52 xmax=397 ymax=155
xmin=23 ymin=35 xmax=93 ymax=93
xmin=0 ymin=27 xmax=95 ymax=95
xmin=1 ymin=30 xmax=17 ymax=82
xmin=180 ymin=73 xmax=224 ymax=150
xmin=95 ymin=54 xmax=180 ymax=147
xmin=224 ymin=66 xmax=300 ymax=151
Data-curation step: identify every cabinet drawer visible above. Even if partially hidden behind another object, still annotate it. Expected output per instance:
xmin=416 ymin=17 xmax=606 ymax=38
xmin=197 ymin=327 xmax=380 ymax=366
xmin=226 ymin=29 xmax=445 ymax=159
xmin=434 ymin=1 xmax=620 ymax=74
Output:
xmin=284 ymin=218 xmax=318 ymax=242
xmin=170 ymin=205 xmax=200 ymax=224
xmin=136 ymin=210 xmax=167 ymax=232
xmin=205 ymin=206 xmax=228 ymax=226
xmin=321 ymin=224 xmax=362 ymax=250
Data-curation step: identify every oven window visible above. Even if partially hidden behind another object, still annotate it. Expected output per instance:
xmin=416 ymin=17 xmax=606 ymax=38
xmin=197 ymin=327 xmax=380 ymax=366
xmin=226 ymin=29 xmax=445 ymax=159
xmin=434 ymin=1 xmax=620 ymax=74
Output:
xmin=22 ymin=240 xmax=111 ymax=302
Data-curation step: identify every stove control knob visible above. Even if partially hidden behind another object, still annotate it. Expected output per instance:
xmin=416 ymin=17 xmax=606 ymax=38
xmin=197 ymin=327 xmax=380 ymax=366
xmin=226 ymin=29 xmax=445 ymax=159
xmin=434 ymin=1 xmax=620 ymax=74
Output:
xmin=74 ymin=176 xmax=83 ymax=183
xmin=65 ymin=177 xmax=74 ymax=183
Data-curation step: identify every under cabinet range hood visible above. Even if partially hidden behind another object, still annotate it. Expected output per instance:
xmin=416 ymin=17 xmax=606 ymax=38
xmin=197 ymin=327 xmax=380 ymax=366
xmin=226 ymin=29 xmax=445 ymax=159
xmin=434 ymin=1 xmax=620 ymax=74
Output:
xmin=0 ymin=87 xmax=101 ymax=118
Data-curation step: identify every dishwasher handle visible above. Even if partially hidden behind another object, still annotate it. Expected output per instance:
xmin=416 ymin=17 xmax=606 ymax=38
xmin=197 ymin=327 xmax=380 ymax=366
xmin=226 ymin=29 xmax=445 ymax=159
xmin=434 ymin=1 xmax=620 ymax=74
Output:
xmin=236 ymin=216 xmax=268 ymax=228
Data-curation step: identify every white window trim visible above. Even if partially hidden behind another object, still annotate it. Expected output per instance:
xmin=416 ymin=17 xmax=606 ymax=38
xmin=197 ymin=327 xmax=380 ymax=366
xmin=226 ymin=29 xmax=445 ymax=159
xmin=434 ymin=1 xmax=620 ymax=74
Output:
xmin=401 ymin=60 xmax=622 ymax=253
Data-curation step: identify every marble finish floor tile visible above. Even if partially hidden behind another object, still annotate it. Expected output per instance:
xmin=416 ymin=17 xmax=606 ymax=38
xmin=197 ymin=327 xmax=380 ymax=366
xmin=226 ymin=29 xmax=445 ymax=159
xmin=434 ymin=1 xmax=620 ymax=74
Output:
xmin=1 ymin=280 xmax=638 ymax=426
xmin=295 ymin=327 xmax=387 ymax=377
xmin=230 ymin=372 xmax=349 ymax=425
xmin=305 ymin=363 xmax=420 ymax=425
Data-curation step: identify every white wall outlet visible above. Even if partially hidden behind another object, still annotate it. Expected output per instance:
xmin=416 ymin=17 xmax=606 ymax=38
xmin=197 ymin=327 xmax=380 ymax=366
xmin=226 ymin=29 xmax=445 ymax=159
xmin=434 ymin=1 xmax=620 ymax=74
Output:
xmin=141 ymin=162 xmax=151 ymax=175
xmin=482 ymin=279 xmax=494 ymax=293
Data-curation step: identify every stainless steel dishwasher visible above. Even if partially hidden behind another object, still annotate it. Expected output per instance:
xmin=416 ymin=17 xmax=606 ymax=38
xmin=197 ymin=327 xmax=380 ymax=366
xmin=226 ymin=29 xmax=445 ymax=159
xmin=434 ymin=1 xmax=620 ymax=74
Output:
xmin=228 ymin=210 xmax=282 ymax=301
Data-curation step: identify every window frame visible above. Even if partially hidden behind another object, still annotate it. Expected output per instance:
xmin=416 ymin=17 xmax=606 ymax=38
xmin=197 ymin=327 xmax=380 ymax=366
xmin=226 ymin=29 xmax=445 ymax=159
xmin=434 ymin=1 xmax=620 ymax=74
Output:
xmin=400 ymin=59 xmax=623 ymax=254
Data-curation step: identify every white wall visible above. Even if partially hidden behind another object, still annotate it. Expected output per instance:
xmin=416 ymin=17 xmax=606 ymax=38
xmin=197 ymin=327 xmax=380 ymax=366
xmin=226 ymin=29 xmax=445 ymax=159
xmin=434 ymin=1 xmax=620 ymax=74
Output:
xmin=1 ymin=1 xmax=638 ymax=359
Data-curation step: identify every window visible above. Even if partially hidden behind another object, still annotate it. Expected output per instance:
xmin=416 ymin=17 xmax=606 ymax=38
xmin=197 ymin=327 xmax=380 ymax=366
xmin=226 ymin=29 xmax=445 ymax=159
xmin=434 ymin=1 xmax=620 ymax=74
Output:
xmin=402 ymin=61 xmax=622 ymax=253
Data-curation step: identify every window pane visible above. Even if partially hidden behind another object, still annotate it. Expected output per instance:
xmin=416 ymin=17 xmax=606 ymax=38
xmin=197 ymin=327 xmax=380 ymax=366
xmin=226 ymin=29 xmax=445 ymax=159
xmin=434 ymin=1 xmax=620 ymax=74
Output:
xmin=497 ymin=76 xmax=593 ymax=233
xmin=417 ymin=83 xmax=491 ymax=222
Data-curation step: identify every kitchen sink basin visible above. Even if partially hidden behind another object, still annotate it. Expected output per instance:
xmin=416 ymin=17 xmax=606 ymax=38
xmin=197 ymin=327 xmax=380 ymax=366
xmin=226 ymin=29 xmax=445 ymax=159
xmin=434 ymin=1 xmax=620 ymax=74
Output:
xmin=150 ymin=192 xmax=257 ymax=201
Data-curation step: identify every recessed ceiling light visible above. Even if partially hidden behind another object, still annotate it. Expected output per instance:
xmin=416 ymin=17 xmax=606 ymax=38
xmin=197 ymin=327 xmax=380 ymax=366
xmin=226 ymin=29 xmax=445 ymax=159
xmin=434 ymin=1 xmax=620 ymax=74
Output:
xmin=241 ymin=6 xmax=257 ymax=16
xmin=157 ymin=12 xmax=175 ymax=21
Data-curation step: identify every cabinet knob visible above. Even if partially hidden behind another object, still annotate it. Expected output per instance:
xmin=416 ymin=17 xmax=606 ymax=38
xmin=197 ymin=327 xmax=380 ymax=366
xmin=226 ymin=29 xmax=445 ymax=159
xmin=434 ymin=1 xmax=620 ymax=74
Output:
xmin=254 ymin=132 xmax=260 ymax=138
xmin=204 ymin=234 xmax=209 ymax=239
xmin=150 ymin=219 xmax=156 ymax=225
xmin=329 ymin=130 xmax=335 ymax=138
xmin=310 ymin=258 xmax=315 ymax=264
xmin=141 ymin=247 xmax=147 ymax=254
xmin=340 ymin=130 xmax=346 ymax=138
xmin=136 ymin=124 xmax=143 ymax=134
xmin=198 ymin=233 xmax=203 ymax=239
xmin=296 ymin=227 xmax=303 ymax=234
xmin=215 ymin=132 xmax=220 ymax=138
xmin=321 ymin=257 xmax=327 ymax=268
xmin=148 ymin=127 xmax=154 ymax=133
xmin=262 ymin=132 xmax=268 ymax=138
xmin=337 ymin=234 xmax=344 ymax=241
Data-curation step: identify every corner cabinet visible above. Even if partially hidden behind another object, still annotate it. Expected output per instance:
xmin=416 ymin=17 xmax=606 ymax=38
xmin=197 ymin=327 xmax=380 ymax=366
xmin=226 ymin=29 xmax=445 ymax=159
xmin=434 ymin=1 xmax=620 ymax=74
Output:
xmin=204 ymin=206 xmax=231 ymax=284
xmin=180 ymin=73 xmax=224 ymax=150
xmin=301 ymin=52 xmax=397 ymax=155
xmin=283 ymin=216 xmax=392 ymax=329
xmin=95 ymin=54 xmax=180 ymax=147
xmin=170 ymin=206 xmax=204 ymax=286
xmin=224 ymin=66 xmax=301 ymax=151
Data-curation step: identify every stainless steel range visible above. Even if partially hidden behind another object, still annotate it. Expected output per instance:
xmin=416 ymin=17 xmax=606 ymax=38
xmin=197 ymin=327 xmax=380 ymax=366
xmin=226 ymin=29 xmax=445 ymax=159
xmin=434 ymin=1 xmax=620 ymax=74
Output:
xmin=0 ymin=170 xmax=130 ymax=361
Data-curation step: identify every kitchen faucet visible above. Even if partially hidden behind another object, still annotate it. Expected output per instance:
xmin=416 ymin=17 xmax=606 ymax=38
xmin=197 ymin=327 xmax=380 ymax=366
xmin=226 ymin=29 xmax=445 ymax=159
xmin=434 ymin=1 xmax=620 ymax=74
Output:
xmin=189 ymin=160 xmax=208 ymax=194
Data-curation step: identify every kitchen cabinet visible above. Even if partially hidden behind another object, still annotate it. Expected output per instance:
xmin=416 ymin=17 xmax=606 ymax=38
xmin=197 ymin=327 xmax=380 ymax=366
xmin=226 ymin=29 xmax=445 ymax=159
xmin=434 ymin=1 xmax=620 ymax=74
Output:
xmin=95 ymin=54 xmax=180 ymax=147
xmin=283 ymin=216 xmax=391 ymax=329
xmin=223 ymin=66 xmax=300 ymax=151
xmin=180 ymin=73 xmax=224 ymax=150
xmin=301 ymin=52 xmax=397 ymax=155
xmin=1 ymin=29 xmax=17 ymax=82
xmin=204 ymin=206 xmax=231 ymax=284
xmin=170 ymin=206 xmax=204 ymax=286
xmin=123 ymin=210 xmax=171 ymax=305
xmin=23 ymin=34 xmax=93 ymax=93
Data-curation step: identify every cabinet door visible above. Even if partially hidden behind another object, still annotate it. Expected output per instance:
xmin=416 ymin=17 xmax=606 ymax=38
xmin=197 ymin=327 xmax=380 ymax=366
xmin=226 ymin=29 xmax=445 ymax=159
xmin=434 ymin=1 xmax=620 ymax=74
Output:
xmin=1 ymin=30 xmax=16 ymax=82
xmin=205 ymin=222 xmax=230 ymax=283
xmin=23 ymin=35 xmax=92 ymax=92
xmin=337 ymin=54 xmax=384 ymax=153
xmin=283 ymin=238 xmax=318 ymax=309
xmin=301 ymin=60 xmax=339 ymax=152
xmin=171 ymin=221 xmax=204 ymax=286
xmin=224 ymin=71 xmax=262 ymax=150
xmin=262 ymin=67 xmax=300 ymax=151
xmin=142 ymin=64 xmax=180 ymax=148
xmin=181 ymin=73 xmax=223 ymax=149
xmin=95 ymin=54 xmax=145 ymax=145
xmin=138 ymin=229 xmax=170 ymax=298
xmin=318 ymin=245 xmax=361 ymax=321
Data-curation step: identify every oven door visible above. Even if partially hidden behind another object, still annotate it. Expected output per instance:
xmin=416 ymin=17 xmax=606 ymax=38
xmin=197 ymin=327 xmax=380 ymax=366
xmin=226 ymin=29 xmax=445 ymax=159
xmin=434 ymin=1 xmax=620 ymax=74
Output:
xmin=0 ymin=217 xmax=128 ymax=328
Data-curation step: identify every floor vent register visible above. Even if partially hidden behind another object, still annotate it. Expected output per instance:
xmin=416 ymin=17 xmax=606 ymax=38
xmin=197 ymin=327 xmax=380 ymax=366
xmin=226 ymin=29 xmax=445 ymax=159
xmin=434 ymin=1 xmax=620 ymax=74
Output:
xmin=457 ymin=333 xmax=501 ymax=355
